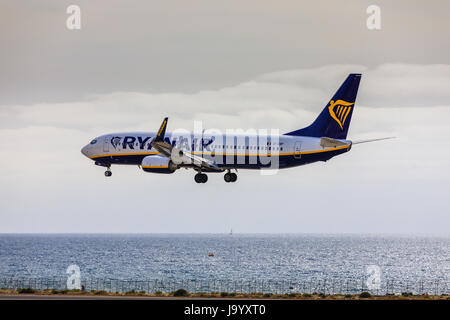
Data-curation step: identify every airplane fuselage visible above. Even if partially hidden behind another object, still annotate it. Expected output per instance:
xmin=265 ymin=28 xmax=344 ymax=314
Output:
xmin=81 ymin=132 xmax=351 ymax=170
xmin=81 ymin=74 xmax=364 ymax=183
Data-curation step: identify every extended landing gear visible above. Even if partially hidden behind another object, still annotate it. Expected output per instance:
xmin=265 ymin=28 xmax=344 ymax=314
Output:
xmin=224 ymin=171 xmax=237 ymax=183
xmin=104 ymin=168 xmax=112 ymax=177
xmin=194 ymin=173 xmax=208 ymax=183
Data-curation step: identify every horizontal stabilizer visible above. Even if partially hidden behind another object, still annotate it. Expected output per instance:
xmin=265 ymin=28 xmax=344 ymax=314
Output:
xmin=320 ymin=137 xmax=350 ymax=148
xmin=352 ymin=137 xmax=395 ymax=145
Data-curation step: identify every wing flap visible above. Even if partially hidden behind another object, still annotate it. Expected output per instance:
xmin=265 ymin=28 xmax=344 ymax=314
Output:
xmin=151 ymin=117 xmax=223 ymax=172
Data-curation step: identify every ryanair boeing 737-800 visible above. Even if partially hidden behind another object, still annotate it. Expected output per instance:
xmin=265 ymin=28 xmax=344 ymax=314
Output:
xmin=81 ymin=74 xmax=391 ymax=183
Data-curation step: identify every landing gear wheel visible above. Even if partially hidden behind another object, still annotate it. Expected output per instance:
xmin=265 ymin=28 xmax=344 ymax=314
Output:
xmin=104 ymin=170 xmax=112 ymax=177
xmin=224 ymin=173 xmax=232 ymax=183
xmin=230 ymin=173 xmax=237 ymax=182
xmin=195 ymin=173 xmax=208 ymax=183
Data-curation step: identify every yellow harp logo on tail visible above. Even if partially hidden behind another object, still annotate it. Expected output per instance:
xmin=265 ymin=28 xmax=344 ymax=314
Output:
xmin=328 ymin=100 xmax=354 ymax=130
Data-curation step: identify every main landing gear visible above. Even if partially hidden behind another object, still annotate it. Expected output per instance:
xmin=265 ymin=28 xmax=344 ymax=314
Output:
xmin=104 ymin=168 xmax=112 ymax=177
xmin=194 ymin=170 xmax=237 ymax=183
xmin=224 ymin=171 xmax=237 ymax=183
xmin=194 ymin=172 xmax=208 ymax=183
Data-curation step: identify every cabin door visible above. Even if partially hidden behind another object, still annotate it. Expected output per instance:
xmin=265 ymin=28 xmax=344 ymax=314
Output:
xmin=103 ymin=137 xmax=109 ymax=153
xmin=294 ymin=141 xmax=302 ymax=159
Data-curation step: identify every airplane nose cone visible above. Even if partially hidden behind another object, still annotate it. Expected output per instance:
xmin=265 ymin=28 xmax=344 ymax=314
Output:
xmin=81 ymin=145 xmax=90 ymax=158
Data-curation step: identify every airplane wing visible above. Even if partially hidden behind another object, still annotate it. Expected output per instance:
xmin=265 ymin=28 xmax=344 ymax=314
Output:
xmin=151 ymin=117 xmax=223 ymax=171
xmin=351 ymin=137 xmax=395 ymax=144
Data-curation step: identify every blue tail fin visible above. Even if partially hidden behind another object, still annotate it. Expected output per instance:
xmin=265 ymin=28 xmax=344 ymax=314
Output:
xmin=286 ymin=74 xmax=361 ymax=139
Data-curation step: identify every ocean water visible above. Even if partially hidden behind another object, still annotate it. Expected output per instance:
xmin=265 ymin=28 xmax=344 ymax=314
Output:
xmin=0 ymin=234 xmax=448 ymax=285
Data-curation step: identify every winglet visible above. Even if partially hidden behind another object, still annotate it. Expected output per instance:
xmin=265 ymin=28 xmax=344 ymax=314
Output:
xmin=154 ymin=117 xmax=168 ymax=142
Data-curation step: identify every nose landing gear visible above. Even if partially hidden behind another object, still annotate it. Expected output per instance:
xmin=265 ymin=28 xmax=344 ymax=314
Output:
xmin=104 ymin=168 xmax=112 ymax=177
xmin=194 ymin=173 xmax=208 ymax=183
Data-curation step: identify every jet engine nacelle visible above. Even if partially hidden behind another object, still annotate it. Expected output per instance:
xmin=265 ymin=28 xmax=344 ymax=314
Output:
xmin=141 ymin=155 xmax=177 ymax=174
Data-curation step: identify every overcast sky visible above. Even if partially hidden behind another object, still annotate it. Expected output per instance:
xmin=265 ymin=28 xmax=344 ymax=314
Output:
xmin=1 ymin=1 xmax=449 ymax=234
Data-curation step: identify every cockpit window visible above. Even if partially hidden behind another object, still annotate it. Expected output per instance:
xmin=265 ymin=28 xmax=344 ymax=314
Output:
xmin=90 ymin=139 xmax=97 ymax=145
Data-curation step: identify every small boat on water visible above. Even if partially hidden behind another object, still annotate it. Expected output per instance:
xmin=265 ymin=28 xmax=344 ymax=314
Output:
xmin=208 ymin=253 xmax=214 ymax=257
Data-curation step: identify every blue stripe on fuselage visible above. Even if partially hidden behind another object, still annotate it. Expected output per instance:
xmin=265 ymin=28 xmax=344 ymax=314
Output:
xmin=91 ymin=148 xmax=349 ymax=169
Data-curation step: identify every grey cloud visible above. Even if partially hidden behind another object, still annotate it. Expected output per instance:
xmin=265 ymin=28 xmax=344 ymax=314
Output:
xmin=1 ymin=64 xmax=449 ymax=134
xmin=259 ymin=64 xmax=450 ymax=108
xmin=1 ymin=1 xmax=450 ymax=105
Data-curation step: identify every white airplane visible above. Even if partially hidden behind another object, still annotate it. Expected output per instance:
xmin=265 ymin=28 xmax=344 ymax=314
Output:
xmin=81 ymin=74 xmax=392 ymax=183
